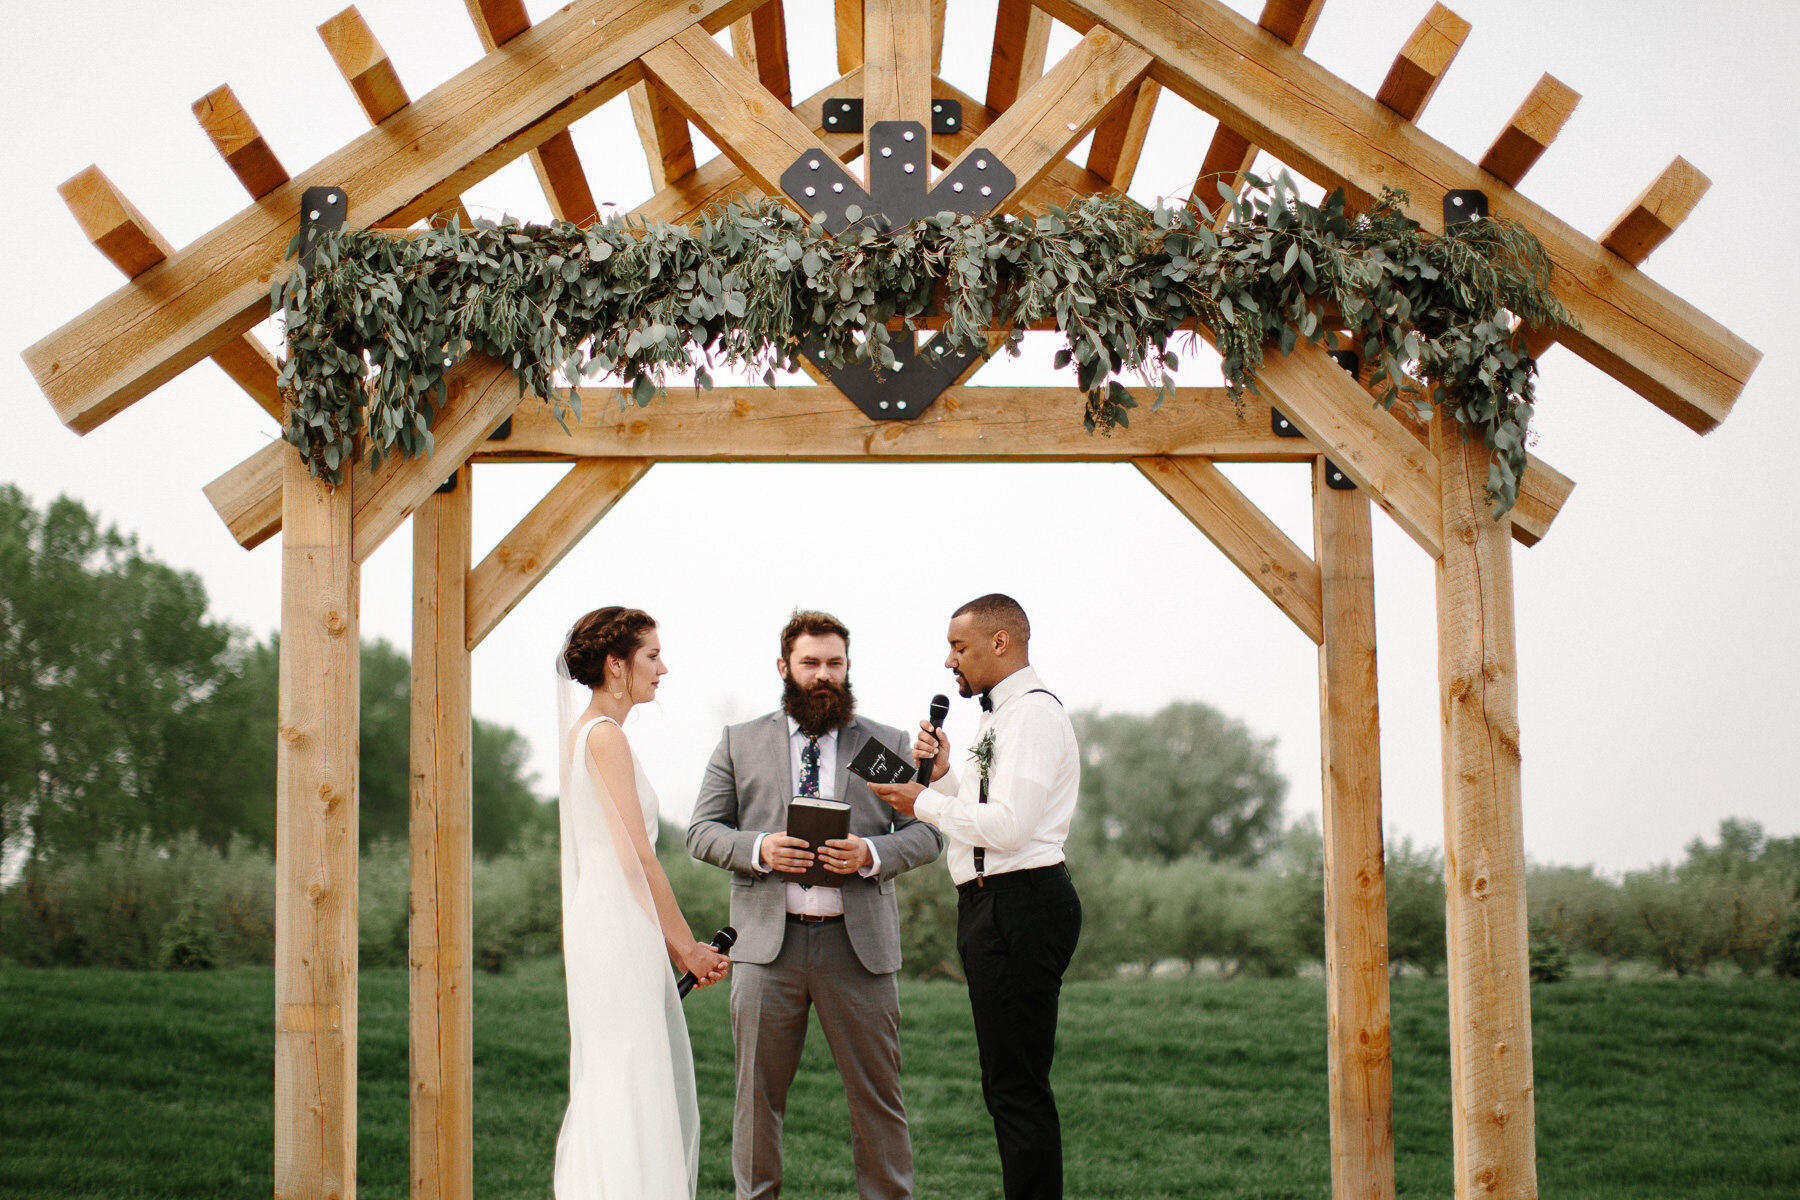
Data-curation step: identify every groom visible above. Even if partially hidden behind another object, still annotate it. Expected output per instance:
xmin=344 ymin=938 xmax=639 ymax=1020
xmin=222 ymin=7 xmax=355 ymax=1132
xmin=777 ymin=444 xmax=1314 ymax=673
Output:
xmin=688 ymin=610 xmax=943 ymax=1200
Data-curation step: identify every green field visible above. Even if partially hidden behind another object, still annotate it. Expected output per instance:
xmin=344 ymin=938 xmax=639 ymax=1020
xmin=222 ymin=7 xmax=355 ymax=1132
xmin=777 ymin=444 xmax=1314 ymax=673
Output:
xmin=2 ymin=963 xmax=1796 ymax=1199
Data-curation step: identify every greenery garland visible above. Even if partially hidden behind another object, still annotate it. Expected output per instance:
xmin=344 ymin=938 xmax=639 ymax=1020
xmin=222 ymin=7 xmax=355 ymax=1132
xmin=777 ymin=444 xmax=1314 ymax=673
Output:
xmin=274 ymin=174 xmax=1571 ymax=515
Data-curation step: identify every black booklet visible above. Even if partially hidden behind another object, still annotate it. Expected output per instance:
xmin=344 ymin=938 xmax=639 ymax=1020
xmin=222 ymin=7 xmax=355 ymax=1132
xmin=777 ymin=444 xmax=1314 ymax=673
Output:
xmin=846 ymin=736 xmax=917 ymax=786
xmin=786 ymin=797 xmax=852 ymax=888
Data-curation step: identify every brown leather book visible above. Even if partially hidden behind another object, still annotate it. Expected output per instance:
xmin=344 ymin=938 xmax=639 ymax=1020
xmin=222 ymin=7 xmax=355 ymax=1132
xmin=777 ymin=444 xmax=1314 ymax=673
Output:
xmin=786 ymin=796 xmax=852 ymax=888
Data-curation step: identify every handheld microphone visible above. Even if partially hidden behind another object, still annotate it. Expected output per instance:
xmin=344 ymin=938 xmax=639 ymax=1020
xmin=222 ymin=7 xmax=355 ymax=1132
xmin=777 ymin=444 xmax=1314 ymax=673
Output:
xmin=677 ymin=925 xmax=737 ymax=998
xmin=917 ymin=694 xmax=950 ymax=783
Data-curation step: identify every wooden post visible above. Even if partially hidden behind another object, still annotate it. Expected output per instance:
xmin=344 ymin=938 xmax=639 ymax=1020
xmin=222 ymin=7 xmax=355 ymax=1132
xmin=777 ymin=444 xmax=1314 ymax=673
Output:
xmin=410 ymin=466 xmax=474 ymax=1200
xmin=276 ymin=452 xmax=360 ymax=1200
xmin=1433 ymin=412 xmax=1536 ymax=1199
xmin=1313 ymin=459 xmax=1396 ymax=1200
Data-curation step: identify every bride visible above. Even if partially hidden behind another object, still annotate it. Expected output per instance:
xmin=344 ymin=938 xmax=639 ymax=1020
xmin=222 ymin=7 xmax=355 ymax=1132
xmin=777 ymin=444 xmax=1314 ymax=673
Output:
xmin=554 ymin=606 xmax=730 ymax=1199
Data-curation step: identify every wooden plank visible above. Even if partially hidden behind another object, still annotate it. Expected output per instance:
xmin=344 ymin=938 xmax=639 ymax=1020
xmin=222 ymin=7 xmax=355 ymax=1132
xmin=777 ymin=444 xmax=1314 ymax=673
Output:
xmin=1478 ymin=73 xmax=1579 ymax=189
xmin=25 ymin=0 xmax=752 ymax=436
xmin=465 ymin=460 xmax=654 ymax=649
xmin=205 ymin=355 xmax=526 ymax=555
xmin=864 ymin=0 xmax=934 ymax=129
xmin=1045 ymin=0 xmax=1760 ymax=434
xmin=987 ymin=0 xmax=1053 ymax=113
xmin=942 ymin=26 xmax=1153 ymax=211
xmin=410 ymin=465 xmax=474 ymax=1200
xmin=463 ymin=0 xmax=599 ymax=226
xmin=476 ymin=384 xmax=1304 ymax=462
xmin=1086 ymin=79 xmax=1160 ymax=189
xmin=319 ymin=6 xmax=410 ymax=124
xmin=1432 ymin=407 xmax=1536 ymax=1200
xmin=931 ymin=0 xmax=948 ymax=73
xmin=1189 ymin=0 xmax=1324 ymax=217
xmin=835 ymin=0 xmax=864 ymax=73
xmin=1313 ymin=457 xmax=1396 ymax=1200
xmin=192 ymin=85 xmax=290 ymax=199
xmin=56 ymin=166 xmax=283 ymax=422
xmin=274 ymin=452 xmax=359 ymax=1200
xmin=1136 ymin=455 xmax=1323 ymax=643
xmin=629 ymin=82 xmax=700 ymax=194
xmin=1374 ymin=2 xmax=1470 ymax=123
xmin=730 ymin=0 xmax=793 ymax=109
xmin=1601 ymin=156 xmax=1711 ymax=266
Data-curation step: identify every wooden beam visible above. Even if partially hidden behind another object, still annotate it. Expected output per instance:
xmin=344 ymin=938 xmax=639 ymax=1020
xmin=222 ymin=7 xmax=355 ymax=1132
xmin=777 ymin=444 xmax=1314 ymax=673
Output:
xmin=1136 ymin=456 xmax=1323 ymax=643
xmin=943 ymin=26 xmax=1153 ymax=211
xmin=835 ymin=0 xmax=864 ymax=74
xmin=466 ymin=459 xmax=654 ymax=649
xmin=321 ymin=6 xmax=475 ymax=230
xmin=1046 ymin=0 xmax=1760 ymax=434
xmin=931 ymin=0 xmax=948 ymax=73
xmin=1374 ymin=2 xmax=1470 ymax=123
xmin=1432 ymin=408 xmax=1536 ymax=1200
xmin=25 ymin=0 xmax=750 ymax=435
xmin=1313 ymin=456 xmax=1396 ymax=1200
xmin=56 ymin=166 xmax=283 ymax=422
xmin=1086 ymin=79 xmax=1160 ymax=190
xmin=464 ymin=0 xmax=599 ymax=225
xmin=410 ymin=465 xmax=474 ymax=1200
xmin=987 ymin=0 xmax=1053 ymax=113
xmin=274 ymin=452 xmax=359 ymax=1200
xmin=205 ymin=354 xmax=525 ymax=554
xmin=863 ymin=0 xmax=934 ymax=129
xmin=730 ymin=0 xmax=793 ymax=109
xmin=1190 ymin=0 xmax=1324 ymax=218
xmin=1478 ymin=74 xmax=1579 ymax=189
xmin=1600 ymin=156 xmax=1711 ymax=267
xmin=192 ymin=85 xmax=290 ymax=199
xmin=628 ymin=82 xmax=700 ymax=194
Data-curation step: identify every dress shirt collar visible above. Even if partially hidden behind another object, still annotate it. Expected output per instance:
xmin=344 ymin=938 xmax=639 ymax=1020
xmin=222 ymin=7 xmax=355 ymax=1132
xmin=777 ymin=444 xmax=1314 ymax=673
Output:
xmin=981 ymin=665 xmax=1044 ymax=715
xmin=785 ymin=716 xmax=844 ymax=741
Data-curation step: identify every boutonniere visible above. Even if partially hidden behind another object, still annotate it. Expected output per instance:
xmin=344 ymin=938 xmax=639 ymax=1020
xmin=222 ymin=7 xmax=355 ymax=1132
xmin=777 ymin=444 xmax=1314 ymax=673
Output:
xmin=972 ymin=730 xmax=997 ymax=785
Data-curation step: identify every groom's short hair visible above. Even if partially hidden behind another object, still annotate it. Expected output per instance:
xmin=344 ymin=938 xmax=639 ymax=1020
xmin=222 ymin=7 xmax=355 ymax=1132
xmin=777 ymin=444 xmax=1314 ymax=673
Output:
xmin=953 ymin=593 xmax=1030 ymax=643
xmin=781 ymin=609 xmax=851 ymax=660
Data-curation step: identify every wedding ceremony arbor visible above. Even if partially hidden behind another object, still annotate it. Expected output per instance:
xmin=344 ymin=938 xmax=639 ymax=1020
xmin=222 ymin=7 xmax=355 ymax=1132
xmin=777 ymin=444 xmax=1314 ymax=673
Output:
xmin=23 ymin=0 xmax=1758 ymax=1197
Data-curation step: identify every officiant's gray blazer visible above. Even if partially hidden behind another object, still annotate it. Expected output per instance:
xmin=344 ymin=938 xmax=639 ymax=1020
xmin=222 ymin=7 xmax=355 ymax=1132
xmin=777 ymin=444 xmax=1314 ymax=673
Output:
xmin=687 ymin=712 xmax=944 ymax=974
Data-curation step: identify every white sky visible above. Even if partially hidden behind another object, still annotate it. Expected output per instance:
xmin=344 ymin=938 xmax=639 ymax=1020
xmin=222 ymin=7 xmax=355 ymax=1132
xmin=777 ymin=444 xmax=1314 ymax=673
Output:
xmin=3 ymin=0 xmax=1795 ymax=874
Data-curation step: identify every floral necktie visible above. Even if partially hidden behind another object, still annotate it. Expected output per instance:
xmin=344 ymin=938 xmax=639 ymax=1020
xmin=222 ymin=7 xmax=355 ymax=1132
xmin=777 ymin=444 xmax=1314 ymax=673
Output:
xmin=799 ymin=733 xmax=822 ymax=797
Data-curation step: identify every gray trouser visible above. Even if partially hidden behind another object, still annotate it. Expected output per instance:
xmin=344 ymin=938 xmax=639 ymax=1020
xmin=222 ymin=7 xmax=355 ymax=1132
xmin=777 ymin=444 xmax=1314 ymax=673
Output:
xmin=729 ymin=918 xmax=913 ymax=1200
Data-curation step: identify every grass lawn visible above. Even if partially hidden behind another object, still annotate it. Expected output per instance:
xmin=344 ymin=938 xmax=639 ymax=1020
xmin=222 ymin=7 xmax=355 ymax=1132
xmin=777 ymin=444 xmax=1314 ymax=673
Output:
xmin=2 ymin=962 xmax=1796 ymax=1198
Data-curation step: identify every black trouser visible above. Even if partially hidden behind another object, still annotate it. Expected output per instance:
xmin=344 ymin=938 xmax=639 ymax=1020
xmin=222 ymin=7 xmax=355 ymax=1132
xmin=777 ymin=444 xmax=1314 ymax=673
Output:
xmin=956 ymin=863 xmax=1082 ymax=1200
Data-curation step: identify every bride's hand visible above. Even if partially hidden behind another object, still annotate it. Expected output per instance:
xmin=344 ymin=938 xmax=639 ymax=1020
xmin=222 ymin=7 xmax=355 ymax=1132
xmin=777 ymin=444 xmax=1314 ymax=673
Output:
xmin=678 ymin=939 xmax=731 ymax=989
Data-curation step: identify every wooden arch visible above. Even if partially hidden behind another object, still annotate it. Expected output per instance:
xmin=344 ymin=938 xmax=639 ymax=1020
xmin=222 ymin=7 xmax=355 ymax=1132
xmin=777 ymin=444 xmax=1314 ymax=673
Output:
xmin=23 ymin=1 xmax=1758 ymax=1198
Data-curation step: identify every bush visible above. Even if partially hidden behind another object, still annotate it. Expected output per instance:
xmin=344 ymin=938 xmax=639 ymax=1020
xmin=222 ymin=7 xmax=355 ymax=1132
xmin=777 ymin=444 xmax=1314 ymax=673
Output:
xmin=1528 ymin=918 xmax=1568 ymax=983
xmin=1772 ymin=903 xmax=1800 ymax=980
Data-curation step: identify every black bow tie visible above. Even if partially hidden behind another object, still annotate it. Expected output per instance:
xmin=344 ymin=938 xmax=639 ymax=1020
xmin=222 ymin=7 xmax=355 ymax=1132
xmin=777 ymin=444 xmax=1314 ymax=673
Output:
xmin=978 ymin=690 xmax=993 ymax=712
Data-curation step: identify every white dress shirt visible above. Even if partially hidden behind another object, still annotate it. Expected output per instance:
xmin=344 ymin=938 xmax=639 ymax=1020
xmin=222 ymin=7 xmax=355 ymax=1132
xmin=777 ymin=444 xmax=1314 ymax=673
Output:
xmin=914 ymin=665 xmax=1079 ymax=885
xmin=750 ymin=718 xmax=882 ymax=916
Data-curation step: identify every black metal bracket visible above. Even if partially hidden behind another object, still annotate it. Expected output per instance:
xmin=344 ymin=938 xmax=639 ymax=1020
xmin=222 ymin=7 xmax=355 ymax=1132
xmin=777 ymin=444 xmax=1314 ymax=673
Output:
xmin=820 ymin=97 xmax=964 ymax=135
xmin=435 ymin=473 xmax=459 ymax=495
xmin=1271 ymin=408 xmax=1304 ymax=437
xmin=1324 ymin=460 xmax=1357 ymax=490
xmin=487 ymin=417 xmax=512 ymax=441
xmin=781 ymin=122 xmax=1014 ymax=419
xmin=1272 ymin=350 xmax=1362 ymax=489
xmin=297 ymin=185 xmax=349 ymax=267
xmin=1443 ymin=189 xmax=1487 ymax=226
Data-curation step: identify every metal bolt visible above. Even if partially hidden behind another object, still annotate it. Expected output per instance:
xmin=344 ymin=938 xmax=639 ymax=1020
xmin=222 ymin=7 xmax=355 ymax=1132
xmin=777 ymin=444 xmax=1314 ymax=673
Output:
xmin=980 ymin=185 xmax=991 ymax=197
xmin=904 ymin=163 xmax=915 ymax=173
xmin=827 ymin=115 xmax=838 ymax=125
xmin=326 ymin=193 xmax=338 ymax=204
xmin=809 ymin=159 xmax=821 ymax=170
xmin=805 ymin=186 xmax=816 ymax=197
xmin=976 ymin=158 xmax=987 ymax=170
xmin=946 ymin=117 xmax=957 ymax=127
xmin=833 ymin=182 xmax=844 ymax=193
xmin=882 ymin=146 xmax=893 ymax=157
xmin=309 ymin=209 xmax=321 ymax=220
xmin=953 ymin=181 xmax=964 ymax=192
xmin=904 ymin=130 xmax=916 ymax=142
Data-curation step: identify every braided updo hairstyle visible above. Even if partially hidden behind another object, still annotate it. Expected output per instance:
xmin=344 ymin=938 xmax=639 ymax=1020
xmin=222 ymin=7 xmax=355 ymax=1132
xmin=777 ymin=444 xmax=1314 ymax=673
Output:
xmin=562 ymin=607 xmax=657 ymax=690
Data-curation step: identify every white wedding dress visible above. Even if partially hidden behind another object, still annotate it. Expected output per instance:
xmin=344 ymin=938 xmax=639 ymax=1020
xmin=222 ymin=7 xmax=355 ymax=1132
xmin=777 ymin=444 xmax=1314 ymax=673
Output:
xmin=554 ymin=715 xmax=700 ymax=1199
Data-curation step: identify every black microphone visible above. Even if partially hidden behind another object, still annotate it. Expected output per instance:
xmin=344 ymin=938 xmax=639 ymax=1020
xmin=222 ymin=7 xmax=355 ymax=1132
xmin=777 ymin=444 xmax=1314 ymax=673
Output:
xmin=917 ymin=694 xmax=950 ymax=783
xmin=677 ymin=925 xmax=736 ymax=999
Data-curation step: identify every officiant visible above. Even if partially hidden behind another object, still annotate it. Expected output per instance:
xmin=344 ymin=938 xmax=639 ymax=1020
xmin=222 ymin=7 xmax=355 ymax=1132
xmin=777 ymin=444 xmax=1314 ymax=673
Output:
xmin=687 ymin=609 xmax=944 ymax=1200
xmin=868 ymin=593 xmax=1082 ymax=1200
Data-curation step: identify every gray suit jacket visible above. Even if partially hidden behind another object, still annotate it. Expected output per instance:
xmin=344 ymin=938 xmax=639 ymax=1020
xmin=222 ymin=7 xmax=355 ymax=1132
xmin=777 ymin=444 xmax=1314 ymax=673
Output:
xmin=687 ymin=711 xmax=944 ymax=974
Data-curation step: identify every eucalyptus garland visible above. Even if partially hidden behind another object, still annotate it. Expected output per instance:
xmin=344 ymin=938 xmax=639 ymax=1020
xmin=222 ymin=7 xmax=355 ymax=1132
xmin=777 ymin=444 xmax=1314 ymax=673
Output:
xmin=274 ymin=174 xmax=1571 ymax=515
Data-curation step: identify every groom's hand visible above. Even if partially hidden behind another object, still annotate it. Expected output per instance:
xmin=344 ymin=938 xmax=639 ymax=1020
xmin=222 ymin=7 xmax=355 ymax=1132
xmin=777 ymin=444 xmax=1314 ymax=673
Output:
xmin=868 ymin=781 xmax=924 ymax=816
xmin=761 ymin=833 xmax=816 ymax=874
xmin=819 ymin=835 xmax=870 ymax=875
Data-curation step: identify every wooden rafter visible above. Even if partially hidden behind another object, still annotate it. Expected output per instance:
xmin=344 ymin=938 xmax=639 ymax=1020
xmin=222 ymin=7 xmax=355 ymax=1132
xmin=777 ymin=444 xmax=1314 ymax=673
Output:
xmin=1190 ymin=0 xmax=1324 ymax=217
xmin=1478 ymin=73 xmax=1579 ymax=189
xmin=864 ymin=0 xmax=935 ymax=128
xmin=1373 ymin=2 xmax=1470 ymax=123
xmin=1085 ymin=79 xmax=1160 ymax=190
xmin=192 ymin=85 xmax=291 ymax=200
xmin=1136 ymin=456 xmax=1324 ymax=643
xmin=987 ymin=0 xmax=1053 ymax=113
xmin=629 ymin=82 xmax=701 ymax=194
xmin=835 ymin=0 xmax=864 ymax=74
xmin=57 ymin=167 xmax=282 ymax=422
xmin=1042 ymin=0 xmax=1759 ymax=434
xmin=730 ymin=0 xmax=793 ymax=109
xmin=24 ymin=0 xmax=763 ymax=436
xmin=464 ymin=0 xmax=601 ymax=226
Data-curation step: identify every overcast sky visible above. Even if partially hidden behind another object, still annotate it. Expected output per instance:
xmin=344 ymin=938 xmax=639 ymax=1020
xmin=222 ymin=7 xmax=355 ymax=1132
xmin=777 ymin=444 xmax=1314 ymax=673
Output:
xmin=4 ymin=0 xmax=1795 ymax=874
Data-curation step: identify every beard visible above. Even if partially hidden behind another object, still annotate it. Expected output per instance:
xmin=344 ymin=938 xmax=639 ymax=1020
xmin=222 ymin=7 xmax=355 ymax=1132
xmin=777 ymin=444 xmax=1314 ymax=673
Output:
xmin=782 ymin=675 xmax=856 ymax=736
